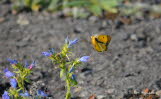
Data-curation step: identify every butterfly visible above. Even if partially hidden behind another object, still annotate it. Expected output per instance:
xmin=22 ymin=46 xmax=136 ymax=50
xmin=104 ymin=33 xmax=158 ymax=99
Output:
xmin=91 ymin=34 xmax=111 ymax=52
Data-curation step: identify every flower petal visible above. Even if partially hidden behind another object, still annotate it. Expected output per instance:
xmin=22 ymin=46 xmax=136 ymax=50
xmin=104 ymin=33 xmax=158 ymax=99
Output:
xmin=68 ymin=38 xmax=78 ymax=47
xmin=7 ymin=58 xmax=18 ymax=65
xmin=37 ymin=90 xmax=48 ymax=97
xmin=20 ymin=91 xmax=30 ymax=97
xmin=2 ymin=91 xmax=10 ymax=99
xmin=4 ymin=69 xmax=15 ymax=78
xmin=42 ymin=52 xmax=52 ymax=57
xmin=10 ymin=79 xmax=17 ymax=88
xmin=28 ymin=60 xmax=36 ymax=69
xmin=79 ymin=56 xmax=90 ymax=62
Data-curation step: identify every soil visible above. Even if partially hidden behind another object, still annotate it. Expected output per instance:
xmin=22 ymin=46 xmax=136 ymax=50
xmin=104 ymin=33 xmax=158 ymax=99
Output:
xmin=0 ymin=1 xmax=161 ymax=99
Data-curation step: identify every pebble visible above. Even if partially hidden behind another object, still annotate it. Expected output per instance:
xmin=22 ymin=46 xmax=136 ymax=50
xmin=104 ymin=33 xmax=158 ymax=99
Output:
xmin=88 ymin=16 xmax=98 ymax=23
xmin=130 ymin=34 xmax=137 ymax=41
xmin=16 ymin=41 xmax=28 ymax=47
xmin=80 ymin=91 xmax=88 ymax=97
xmin=133 ymin=89 xmax=140 ymax=94
xmin=156 ymin=90 xmax=161 ymax=96
xmin=30 ymin=72 xmax=42 ymax=81
xmin=74 ymin=87 xmax=82 ymax=93
xmin=137 ymin=33 xmax=146 ymax=41
xmin=106 ymin=89 xmax=115 ymax=94
xmin=17 ymin=15 xmax=29 ymax=25
xmin=74 ymin=26 xmax=83 ymax=34
xmin=97 ymin=95 xmax=107 ymax=99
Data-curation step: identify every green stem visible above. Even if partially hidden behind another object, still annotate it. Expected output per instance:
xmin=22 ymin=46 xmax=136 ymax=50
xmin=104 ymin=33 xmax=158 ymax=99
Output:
xmin=19 ymin=76 xmax=25 ymax=91
xmin=64 ymin=66 xmax=71 ymax=99
xmin=65 ymin=79 xmax=71 ymax=99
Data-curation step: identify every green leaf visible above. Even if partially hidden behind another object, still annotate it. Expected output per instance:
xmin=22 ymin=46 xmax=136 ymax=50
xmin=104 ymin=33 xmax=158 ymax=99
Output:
xmin=48 ymin=0 xmax=60 ymax=11
xmin=88 ymin=4 xmax=102 ymax=16
xmin=25 ymin=78 xmax=31 ymax=83
xmin=70 ymin=78 xmax=78 ymax=86
xmin=24 ymin=0 xmax=32 ymax=7
xmin=100 ymin=0 xmax=122 ymax=13
xmin=60 ymin=69 xmax=65 ymax=78
xmin=63 ymin=0 xmax=91 ymax=7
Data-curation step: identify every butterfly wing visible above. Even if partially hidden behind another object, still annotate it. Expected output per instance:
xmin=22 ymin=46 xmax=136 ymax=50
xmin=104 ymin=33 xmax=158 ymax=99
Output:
xmin=91 ymin=35 xmax=111 ymax=52
xmin=91 ymin=36 xmax=102 ymax=52
xmin=97 ymin=35 xmax=111 ymax=45
xmin=97 ymin=35 xmax=111 ymax=51
xmin=97 ymin=43 xmax=107 ymax=52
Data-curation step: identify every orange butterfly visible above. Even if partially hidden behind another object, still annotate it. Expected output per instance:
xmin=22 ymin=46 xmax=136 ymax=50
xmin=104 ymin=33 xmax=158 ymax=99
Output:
xmin=91 ymin=34 xmax=111 ymax=52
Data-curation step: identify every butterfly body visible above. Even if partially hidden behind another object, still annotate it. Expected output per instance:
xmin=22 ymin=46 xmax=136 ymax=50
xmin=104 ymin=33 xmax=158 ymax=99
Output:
xmin=91 ymin=35 xmax=111 ymax=52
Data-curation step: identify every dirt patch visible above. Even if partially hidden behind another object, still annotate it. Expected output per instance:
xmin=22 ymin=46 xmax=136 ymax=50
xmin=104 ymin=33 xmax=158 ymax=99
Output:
xmin=0 ymin=2 xmax=161 ymax=99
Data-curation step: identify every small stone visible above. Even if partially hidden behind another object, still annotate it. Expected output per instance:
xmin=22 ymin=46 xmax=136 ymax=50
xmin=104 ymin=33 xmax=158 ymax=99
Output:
xmin=106 ymin=89 xmax=115 ymax=94
xmin=130 ymin=34 xmax=137 ymax=41
xmin=137 ymin=33 xmax=145 ymax=41
xmin=74 ymin=26 xmax=83 ymax=34
xmin=96 ymin=78 xmax=104 ymax=86
xmin=80 ymin=91 xmax=88 ymax=97
xmin=30 ymin=72 xmax=42 ymax=81
xmin=97 ymin=95 xmax=107 ymax=99
xmin=145 ymin=47 xmax=153 ymax=53
xmin=88 ymin=16 xmax=98 ymax=23
xmin=133 ymin=90 xmax=139 ymax=94
xmin=16 ymin=41 xmax=28 ymax=47
xmin=17 ymin=15 xmax=29 ymax=25
xmin=74 ymin=87 xmax=82 ymax=93
xmin=156 ymin=90 xmax=161 ymax=96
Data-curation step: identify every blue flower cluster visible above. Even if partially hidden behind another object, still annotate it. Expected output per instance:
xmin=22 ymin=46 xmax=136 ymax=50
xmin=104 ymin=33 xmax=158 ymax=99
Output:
xmin=2 ymin=90 xmax=48 ymax=99
xmin=2 ymin=37 xmax=90 ymax=99
xmin=2 ymin=59 xmax=48 ymax=98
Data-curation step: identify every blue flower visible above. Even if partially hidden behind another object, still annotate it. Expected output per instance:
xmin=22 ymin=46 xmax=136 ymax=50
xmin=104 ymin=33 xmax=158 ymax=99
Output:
xmin=37 ymin=90 xmax=48 ymax=97
xmin=71 ymin=74 xmax=77 ymax=81
xmin=69 ymin=66 xmax=75 ymax=73
xmin=20 ymin=91 xmax=30 ymax=97
xmin=2 ymin=91 xmax=10 ymax=99
xmin=42 ymin=48 xmax=55 ymax=57
xmin=10 ymin=79 xmax=17 ymax=88
xmin=4 ymin=68 xmax=15 ymax=78
xmin=42 ymin=52 xmax=52 ymax=57
xmin=29 ymin=60 xmax=36 ymax=69
xmin=68 ymin=38 xmax=78 ymax=47
xmin=7 ymin=58 xmax=18 ymax=65
xmin=3 ymin=68 xmax=9 ymax=73
xmin=79 ymin=56 xmax=90 ymax=62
